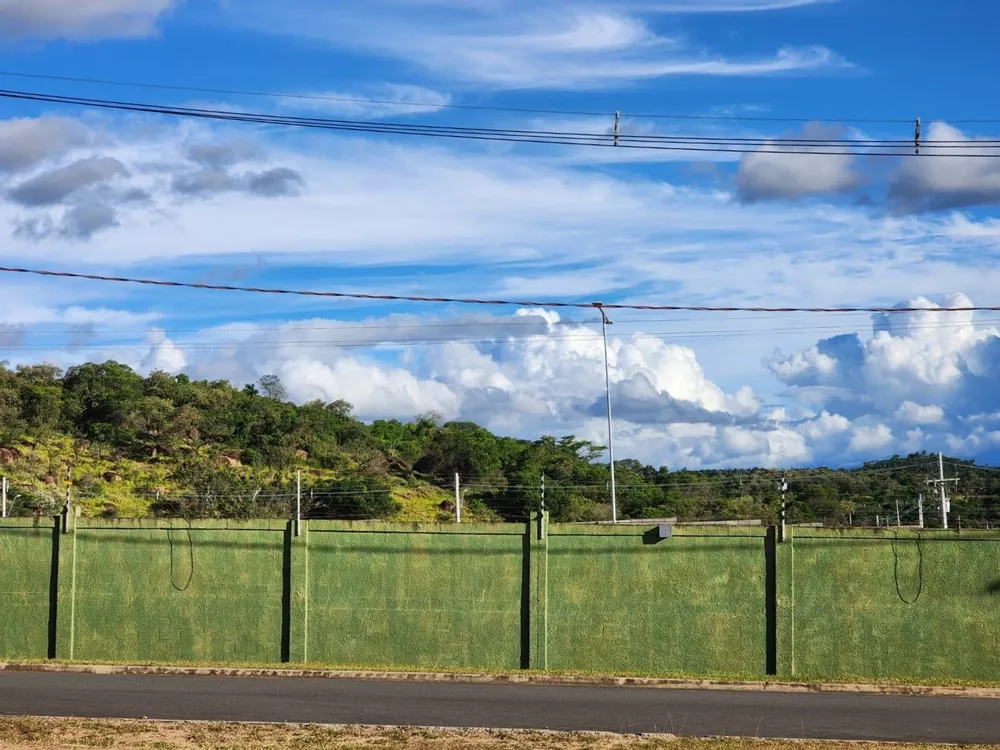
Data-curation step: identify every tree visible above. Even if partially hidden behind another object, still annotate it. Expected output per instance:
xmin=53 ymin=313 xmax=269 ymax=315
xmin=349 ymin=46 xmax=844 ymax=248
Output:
xmin=61 ymin=361 xmax=145 ymax=449
xmin=258 ymin=374 xmax=287 ymax=401
xmin=0 ymin=363 xmax=24 ymax=446
xmin=416 ymin=422 xmax=503 ymax=481
xmin=19 ymin=383 xmax=61 ymax=441
xmin=306 ymin=477 xmax=399 ymax=520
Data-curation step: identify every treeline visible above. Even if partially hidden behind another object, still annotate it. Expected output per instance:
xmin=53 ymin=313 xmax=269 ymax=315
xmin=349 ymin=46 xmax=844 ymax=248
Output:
xmin=1 ymin=360 xmax=997 ymax=525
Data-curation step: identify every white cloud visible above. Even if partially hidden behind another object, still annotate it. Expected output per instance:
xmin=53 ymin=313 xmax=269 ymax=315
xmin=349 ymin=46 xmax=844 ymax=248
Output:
xmin=284 ymin=84 xmax=452 ymax=118
xmin=798 ymin=410 xmax=851 ymax=440
xmin=895 ymin=401 xmax=945 ymax=425
xmin=0 ymin=118 xmax=91 ymax=174
xmin=848 ymin=424 xmax=893 ymax=453
xmin=236 ymin=2 xmax=848 ymax=89
xmin=141 ymin=328 xmax=186 ymax=373
xmin=0 ymin=0 xmax=177 ymax=40
xmin=274 ymin=356 xmax=461 ymax=420
xmin=890 ymin=122 xmax=1000 ymax=213
xmin=769 ymin=294 xmax=1000 ymax=461
xmin=736 ymin=123 xmax=861 ymax=202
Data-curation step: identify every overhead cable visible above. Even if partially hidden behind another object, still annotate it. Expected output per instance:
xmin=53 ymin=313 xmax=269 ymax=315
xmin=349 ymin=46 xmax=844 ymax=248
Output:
xmin=2 ymin=88 xmax=999 ymax=157
xmin=4 ymin=265 xmax=1000 ymax=314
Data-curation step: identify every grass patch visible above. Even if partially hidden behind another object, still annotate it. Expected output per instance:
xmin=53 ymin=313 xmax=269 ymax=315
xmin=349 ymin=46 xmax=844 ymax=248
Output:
xmin=0 ymin=717 xmax=990 ymax=750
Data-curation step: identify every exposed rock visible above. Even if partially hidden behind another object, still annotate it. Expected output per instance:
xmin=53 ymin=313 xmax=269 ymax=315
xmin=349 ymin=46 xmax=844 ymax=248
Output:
xmin=295 ymin=449 xmax=309 ymax=461
xmin=103 ymin=472 xmax=122 ymax=483
xmin=220 ymin=455 xmax=243 ymax=469
xmin=0 ymin=447 xmax=20 ymax=464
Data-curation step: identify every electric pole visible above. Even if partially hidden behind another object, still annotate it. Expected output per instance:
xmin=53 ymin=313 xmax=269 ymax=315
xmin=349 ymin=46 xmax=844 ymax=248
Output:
xmin=595 ymin=302 xmax=617 ymax=524
xmin=926 ymin=452 xmax=958 ymax=529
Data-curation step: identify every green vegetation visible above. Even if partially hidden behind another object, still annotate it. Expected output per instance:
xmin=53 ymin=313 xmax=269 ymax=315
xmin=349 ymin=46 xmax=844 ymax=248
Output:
xmin=1 ymin=360 xmax=997 ymax=523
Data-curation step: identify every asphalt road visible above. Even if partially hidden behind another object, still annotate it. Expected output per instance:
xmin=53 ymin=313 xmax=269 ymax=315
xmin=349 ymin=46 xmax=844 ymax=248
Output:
xmin=2 ymin=672 xmax=999 ymax=743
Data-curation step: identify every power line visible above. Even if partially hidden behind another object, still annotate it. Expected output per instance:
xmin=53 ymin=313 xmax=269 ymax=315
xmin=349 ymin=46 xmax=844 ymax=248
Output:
xmin=3 ymin=265 xmax=1000 ymax=315
xmin=2 ymin=87 xmax=999 ymax=157
xmin=0 ymin=69 xmax=926 ymax=123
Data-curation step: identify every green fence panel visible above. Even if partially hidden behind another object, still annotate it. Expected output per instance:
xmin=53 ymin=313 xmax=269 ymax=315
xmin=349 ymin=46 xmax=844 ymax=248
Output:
xmin=546 ymin=525 xmax=769 ymax=677
xmin=789 ymin=529 xmax=1000 ymax=682
xmin=306 ymin=521 xmax=525 ymax=670
xmin=66 ymin=520 xmax=286 ymax=664
xmin=0 ymin=518 xmax=57 ymax=659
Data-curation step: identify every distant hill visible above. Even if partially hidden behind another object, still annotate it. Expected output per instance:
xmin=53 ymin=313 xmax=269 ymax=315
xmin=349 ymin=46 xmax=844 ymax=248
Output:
xmin=1 ymin=360 xmax=996 ymax=526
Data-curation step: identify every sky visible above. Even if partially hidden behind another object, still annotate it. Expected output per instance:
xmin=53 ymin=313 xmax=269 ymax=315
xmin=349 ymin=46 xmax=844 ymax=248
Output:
xmin=2 ymin=0 xmax=1000 ymax=470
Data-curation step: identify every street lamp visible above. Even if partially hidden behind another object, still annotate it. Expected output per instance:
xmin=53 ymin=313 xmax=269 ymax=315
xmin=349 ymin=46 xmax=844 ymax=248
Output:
xmin=595 ymin=302 xmax=617 ymax=524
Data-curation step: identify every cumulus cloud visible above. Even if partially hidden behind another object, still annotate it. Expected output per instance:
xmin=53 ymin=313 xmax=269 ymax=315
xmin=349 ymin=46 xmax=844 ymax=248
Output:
xmin=14 ymin=200 xmax=120 ymax=241
xmin=895 ymin=400 xmax=945 ymax=425
xmin=172 ymin=165 xmax=305 ymax=198
xmin=0 ymin=118 xmax=89 ymax=175
xmin=60 ymin=201 xmax=121 ymax=239
xmin=848 ymin=424 xmax=893 ymax=453
xmin=140 ymin=328 xmax=186 ymax=373
xmin=736 ymin=123 xmax=861 ymax=202
xmin=770 ymin=293 xmax=1000 ymax=459
xmin=171 ymin=168 xmax=239 ymax=197
xmin=0 ymin=117 xmax=306 ymax=241
xmin=889 ymin=122 xmax=1000 ymax=213
xmin=247 ymin=167 xmax=305 ymax=197
xmin=8 ymin=157 xmax=128 ymax=207
xmin=0 ymin=0 xmax=177 ymax=40
xmin=185 ymin=141 xmax=262 ymax=169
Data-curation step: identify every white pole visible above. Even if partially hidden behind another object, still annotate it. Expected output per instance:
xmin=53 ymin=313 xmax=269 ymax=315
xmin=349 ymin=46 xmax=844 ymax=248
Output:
xmin=918 ymin=493 xmax=924 ymax=529
xmin=598 ymin=304 xmax=617 ymax=524
xmin=1 ymin=476 xmax=6 ymax=518
xmin=939 ymin=452 xmax=949 ymax=530
xmin=295 ymin=469 xmax=302 ymax=536
xmin=455 ymin=473 xmax=461 ymax=523
xmin=896 ymin=497 xmax=901 ymax=527
xmin=541 ymin=473 xmax=546 ymax=513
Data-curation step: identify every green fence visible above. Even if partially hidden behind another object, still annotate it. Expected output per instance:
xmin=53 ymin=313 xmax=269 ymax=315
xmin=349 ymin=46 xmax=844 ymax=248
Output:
xmin=2 ymin=512 xmax=999 ymax=682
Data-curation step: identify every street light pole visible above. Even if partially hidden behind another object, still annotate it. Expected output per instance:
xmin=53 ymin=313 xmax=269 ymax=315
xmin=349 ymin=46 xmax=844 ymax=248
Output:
xmin=596 ymin=303 xmax=617 ymax=524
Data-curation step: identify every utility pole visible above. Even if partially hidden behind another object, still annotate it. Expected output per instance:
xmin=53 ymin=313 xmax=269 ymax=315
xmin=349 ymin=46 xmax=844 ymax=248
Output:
xmin=541 ymin=473 xmax=546 ymax=513
xmin=1 ymin=476 xmax=7 ymax=518
xmin=896 ymin=497 xmax=901 ymax=527
xmin=926 ymin=452 xmax=958 ymax=529
xmin=595 ymin=303 xmax=617 ymax=524
xmin=918 ymin=493 xmax=924 ymax=529
xmin=454 ymin=473 xmax=461 ymax=524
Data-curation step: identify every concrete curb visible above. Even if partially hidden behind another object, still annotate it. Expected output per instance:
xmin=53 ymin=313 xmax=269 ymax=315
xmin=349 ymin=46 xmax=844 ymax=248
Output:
xmin=2 ymin=662 xmax=999 ymax=699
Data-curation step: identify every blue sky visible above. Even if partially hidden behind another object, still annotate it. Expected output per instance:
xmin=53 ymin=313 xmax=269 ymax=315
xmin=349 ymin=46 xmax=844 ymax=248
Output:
xmin=3 ymin=0 xmax=1000 ymax=470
